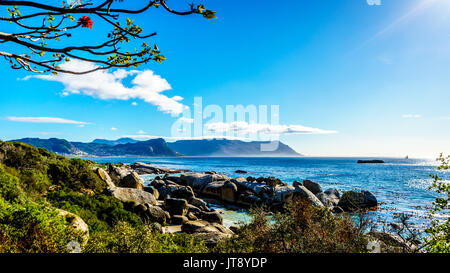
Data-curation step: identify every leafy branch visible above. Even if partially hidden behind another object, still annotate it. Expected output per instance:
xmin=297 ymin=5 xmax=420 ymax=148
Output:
xmin=0 ymin=0 xmax=217 ymax=75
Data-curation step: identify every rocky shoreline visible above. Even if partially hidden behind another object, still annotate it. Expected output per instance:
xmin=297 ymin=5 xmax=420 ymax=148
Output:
xmin=91 ymin=161 xmax=382 ymax=247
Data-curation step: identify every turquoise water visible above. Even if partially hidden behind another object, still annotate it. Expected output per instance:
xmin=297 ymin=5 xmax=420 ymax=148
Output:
xmin=87 ymin=156 xmax=449 ymax=229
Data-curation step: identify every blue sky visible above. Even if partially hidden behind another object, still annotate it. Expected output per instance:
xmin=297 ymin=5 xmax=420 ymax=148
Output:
xmin=1 ymin=0 xmax=450 ymax=157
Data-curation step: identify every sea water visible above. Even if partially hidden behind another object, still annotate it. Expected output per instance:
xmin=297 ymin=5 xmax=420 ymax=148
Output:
xmin=87 ymin=157 xmax=449 ymax=229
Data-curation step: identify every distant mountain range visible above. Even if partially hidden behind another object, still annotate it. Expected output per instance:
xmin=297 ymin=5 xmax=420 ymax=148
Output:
xmin=168 ymin=139 xmax=301 ymax=157
xmin=10 ymin=137 xmax=302 ymax=157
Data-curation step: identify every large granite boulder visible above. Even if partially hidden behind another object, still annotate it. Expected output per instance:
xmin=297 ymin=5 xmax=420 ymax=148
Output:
xmin=107 ymin=164 xmax=131 ymax=182
xmin=171 ymin=186 xmax=195 ymax=200
xmin=157 ymin=183 xmax=183 ymax=200
xmin=236 ymin=191 xmax=263 ymax=207
xmin=303 ymin=180 xmax=322 ymax=195
xmin=233 ymin=180 xmax=270 ymax=195
xmin=150 ymin=179 xmax=165 ymax=189
xmin=324 ymin=188 xmax=340 ymax=199
xmin=143 ymin=187 xmax=159 ymax=200
xmin=189 ymin=197 xmax=209 ymax=211
xmin=320 ymin=188 xmax=340 ymax=207
xmin=272 ymin=185 xmax=296 ymax=204
xmin=108 ymin=187 xmax=157 ymax=206
xmin=93 ymin=167 xmax=116 ymax=189
xmin=57 ymin=209 xmax=89 ymax=246
xmin=164 ymin=174 xmax=183 ymax=184
xmin=292 ymin=185 xmax=324 ymax=207
xmin=180 ymin=173 xmax=230 ymax=192
xmin=316 ymin=192 xmax=334 ymax=207
xmin=119 ymin=172 xmax=145 ymax=190
xmin=187 ymin=204 xmax=202 ymax=215
xmin=181 ymin=220 xmax=233 ymax=247
xmin=265 ymin=176 xmax=283 ymax=187
xmin=164 ymin=197 xmax=188 ymax=216
xmin=221 ymin=181 xmax=238 ymax=203
xmin=338 ymin=190 xmax=377 ymax=212
xmin=367 ymin=231 xmax=418 ymax=253
xmin=171 ymin=215 xmax=189 ymax=225
xmin=200 ymin=210 xmax=223 ymax=224
xmin=203 ymin=181 xmax=226 ymax=198
xmin=132 ymin=162 xmax=187 ymax=174
xmin=144 ymin=204 xmax=169 ymax=225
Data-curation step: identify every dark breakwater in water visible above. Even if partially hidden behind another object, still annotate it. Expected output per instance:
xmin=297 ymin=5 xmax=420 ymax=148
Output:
xmin=84 ymin=156 xmax=449 ymax=229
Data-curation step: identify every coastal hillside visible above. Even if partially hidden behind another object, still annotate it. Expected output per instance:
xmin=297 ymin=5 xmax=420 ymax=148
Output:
xmin=0 ymin=140 xmax=207 ymax=253
xmin=9 ymin=138 xmax=82 ymax=155
xmin=92 ymin=138 xmax=139 ymax=145
xmin=11 ymin=138 xmax=179 ymax=157
xmin=167 ymin=139 xmax=302 ymax=157
xmin=10 ymin=138 xmax=301 ymax=157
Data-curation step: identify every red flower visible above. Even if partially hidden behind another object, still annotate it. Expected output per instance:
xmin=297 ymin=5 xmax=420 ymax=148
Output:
xmin=77 ymin=16 xmax=93 ymax=29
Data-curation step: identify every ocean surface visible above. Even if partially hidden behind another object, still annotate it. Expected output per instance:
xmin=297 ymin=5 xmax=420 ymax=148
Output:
xmin=86 ymin=156 xmax=449 ymax=230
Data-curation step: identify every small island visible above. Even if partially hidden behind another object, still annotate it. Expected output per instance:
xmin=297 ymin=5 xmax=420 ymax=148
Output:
xmin=357 ymin=160 xmax=385 ymax=164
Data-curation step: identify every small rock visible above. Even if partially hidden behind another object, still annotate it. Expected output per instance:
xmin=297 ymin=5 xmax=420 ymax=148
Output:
xmin=189 ymin=197 xmax=209 ymax=211
xmin=200 ymin=210 xmax=223 ymax=224
xmin=302 ymin=180 xmax=322 ymax=195
xmin=171 ymin=215 xmax=189 ymax=225
xmin=186 ymin=212 xmax=198 ymax=221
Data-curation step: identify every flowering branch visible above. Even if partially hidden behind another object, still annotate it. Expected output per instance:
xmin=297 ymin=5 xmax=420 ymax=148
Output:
xmin=0 ymin=0 xmax=217 ymax=75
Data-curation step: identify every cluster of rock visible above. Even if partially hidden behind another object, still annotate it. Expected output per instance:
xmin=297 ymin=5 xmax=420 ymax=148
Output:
xmin=158 ymin=172 xmax=378 ymax=213
xmin=92 ymin=163 xmax=378 ymax=247
xmin=94 ymin=164 xmax=234 ymax=247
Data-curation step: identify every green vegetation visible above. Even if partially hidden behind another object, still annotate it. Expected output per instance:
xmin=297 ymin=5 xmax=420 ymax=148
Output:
xmin=0 ymin=140 xmax=206 ymax=253
xmin=214 ymin=198 xmax=368 ymax=253
xmin=425 ymin=154 xmax=450 ymax=253
xmin=84 ymin=221 xmax=208 ymax=253
xmin=2 ymin=139 xmax=447 ymax=253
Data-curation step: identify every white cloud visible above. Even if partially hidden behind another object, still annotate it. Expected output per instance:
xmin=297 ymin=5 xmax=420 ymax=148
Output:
xmin=7 ymin=116 xmax=90 ymax=124
xmin=110 ymin=127 xmax=118 ymax=131
xmin=204 ymin=121 xmax=337 ymax=135
xmin=131 ymin=102 xmax=138 ymax=106
xmin=137 ymin=130 xmax=146 ymax=134
xmin=178 ymin=117 xmax=194 ymax=124
xmin=23 ymin=60 xmax=186 ymax=115
xmin=402 ymin=114 xmax=422 ymax=119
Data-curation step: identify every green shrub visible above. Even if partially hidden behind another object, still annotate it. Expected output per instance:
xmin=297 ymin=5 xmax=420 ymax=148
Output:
xmin=0 ymin=199 xmax=77 ymax=253
xmin=425 ymin=154 xmax=450 ymax=253
xmin=84 ymin=221 xmax=208 ymax=253
xmin=47 ymin=190 xmax=142 ymax=232
xmin=215 ymin=197 xmax=368 ymax=253
xmin=0 ymin=165 xmax=24 ymax=202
